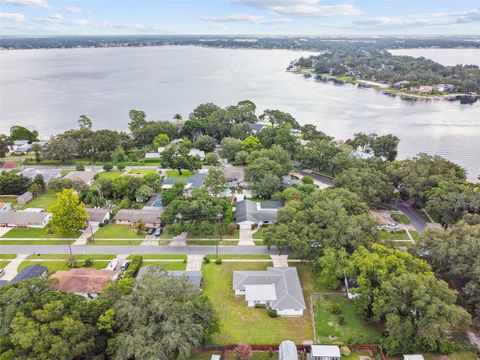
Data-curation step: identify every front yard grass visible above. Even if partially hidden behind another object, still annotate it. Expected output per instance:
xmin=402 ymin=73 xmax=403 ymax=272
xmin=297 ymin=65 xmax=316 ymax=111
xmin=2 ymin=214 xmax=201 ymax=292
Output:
xmin=314 ymin=293 xmax=383 ymax=344
xmin=128 ymin=254 xmax=187 ymax=260
xmin=0 ymin=261 xmax=10 ymax=269
xmin=391 ymin=213 xmax=410 ymax=225
xmin=140 ymin=261 xmax=186 ymax=271
xmin=254 ymin=240 xmax=264 ymax=246
xmin=1 ymin=227 xmax=80 ymax=239
xmin=129 ymin=168 xmax=156 ymax=175
xmin=205 ymin=254 xmax=271 ymax=260
xmin=186 ymin=240 xmax=239 ymax=246
xmin=377 ymin=230 xmax=410 ymax=241
xmin=0 ymin=254 xmax=17 ymax=259
xmin=20 ymin=190 xmax=57 ymax=210
xmin=26 ymin=254 xmax=115 ymax=260
xmin=202 ymin=262 xmax=314 ymax=344
xmin=187 ymin=229 xmax=239 ymax=239
xmin=89 ymin=240 xmax=143 ymax=245
xmin=252 ymin=228 xmax=264 ymax=239
xmin=93 ymin=224 xmax=145 ymax=239
xmin=0 ymin=240 xmax=73 ymax=245
xmin=17 ymin=260 xmax=110 ymax=274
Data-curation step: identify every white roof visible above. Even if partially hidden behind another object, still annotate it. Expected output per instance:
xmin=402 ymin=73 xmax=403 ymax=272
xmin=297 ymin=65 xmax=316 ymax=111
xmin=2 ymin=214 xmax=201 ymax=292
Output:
xmin=279 ymin=340 xmax=297 ymax=360
xmin=211 ymin=355 xmax=221 ymax=360
xmin=404 ymin=356 xmax=425 ymax=360
xmin=244 ymin=284 xmax=277 ymax=301
xmin=311 ymin=345 xmax=341 ymax=358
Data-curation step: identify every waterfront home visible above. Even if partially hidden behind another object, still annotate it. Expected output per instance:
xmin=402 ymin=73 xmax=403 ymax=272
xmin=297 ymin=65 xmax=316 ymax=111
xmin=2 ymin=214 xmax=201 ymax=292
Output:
xmin=393 ymin=80 xmax=409 ymax=89
xmin=86 ymin=208 xmax=110 ymax=226
xmin=19 ymin=168 xmax=61 ymax=182
xmin=114 ymin=209 xmax=162 ymax=227
xmin=51 ymin=268 xmax=117 ymax=298
xmin=11 ymin=264 xmax=48 ymax=283
xmin=63 ymin=170 xmax=97 ymax=185
xmin=0 ymin=203 xmax=12 ymax=212
xmin=136 ymin=267 xmax=202 ymax=288
xmin=351 ymin=149 xmax=374 ymax=160
xmin=235 ymin=200 xmax=282 ymax=230
xmin=434 ymin=84 xmax=455 ymax=92
xmin=233 ymin=267 xmax=306 ymax=316
xmin=310 ymin=345 xmax=341 ymax=360
xmin=0 ymin=210 xmax=52 ymax=228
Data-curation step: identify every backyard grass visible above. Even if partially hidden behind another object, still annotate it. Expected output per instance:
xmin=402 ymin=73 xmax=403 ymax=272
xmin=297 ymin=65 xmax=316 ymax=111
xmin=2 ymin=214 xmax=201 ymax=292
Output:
xmin=20 ymin=190 xmax=58 ymax=210
xmin=128 ymin=254 xmax=187 ymax=260
xmin=140 ymin=262 xmax=187 ymax=271
xmin=94 ymin=224 xmax=145 ymax=239
xmin=166 ymin=169 xmax=195 ymax=178
xmin=0 ymin=261 xmax=10 ymax=269
xmin=90 ymin=240 xmax=143 ymax=245
xmin=186 ymin=240 xmax=239 ymax=246
xmin=391 ymin=213 xmax=411 ymax=225
xmin=1 ymin=227 xmax=80 ymax=239
xmin=17 ymin=260 xmax=110 ymax=274
xmin=313 ymin=293 xmax=383 ymax=344
xmin=252 ymin=228 xmax=264 ymax=239
xmin=0 ymin=240 xmax=73 ymax=245
xmin=26 ymin=254 xmax=115 ymax=260
xmin=377 ymin=230 xmax=411 ymax=241
xmin=202 ymin=262 xmax=314 ymax=344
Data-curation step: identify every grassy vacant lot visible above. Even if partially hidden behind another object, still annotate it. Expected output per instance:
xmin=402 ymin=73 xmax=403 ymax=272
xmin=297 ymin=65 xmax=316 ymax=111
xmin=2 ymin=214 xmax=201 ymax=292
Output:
xmin=377 ymin=230 xmax=411 ymax=241
xmin=166 ymin=169 xmax=195 ymax=178
xmin=17 ymin=260 xmax=111 ymax=274
xmin=94 ymin=224 xmax=145 ymax=239
xmin=202 ymin=262 xmax=314 ymax=344
xmin=140 ymin=262 xmax=186 ymax=271
xmin=21 ymin=190 xmax=57 ymax=210
xmin=187 ymin=240 xmax=239 ymax=246
xmin=314 ymin=293 xmax=383 ymax=344
xmin=1 ymin=228 xmax=80 ymax=239
xmin=252 ymin=228 xmax=264 ymax=239
xmin=391 ymin=213 xmax=410 ymax=225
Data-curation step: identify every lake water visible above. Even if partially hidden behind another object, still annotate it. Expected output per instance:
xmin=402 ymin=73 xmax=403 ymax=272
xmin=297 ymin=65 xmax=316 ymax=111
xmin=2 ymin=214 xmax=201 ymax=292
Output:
xmin=0 ymin=46 xmax=479 ymax=180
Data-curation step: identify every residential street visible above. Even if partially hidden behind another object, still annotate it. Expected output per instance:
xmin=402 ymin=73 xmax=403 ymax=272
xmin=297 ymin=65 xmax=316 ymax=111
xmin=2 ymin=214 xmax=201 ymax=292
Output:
xmin=394 ymin=201 xmax=427 ymax=231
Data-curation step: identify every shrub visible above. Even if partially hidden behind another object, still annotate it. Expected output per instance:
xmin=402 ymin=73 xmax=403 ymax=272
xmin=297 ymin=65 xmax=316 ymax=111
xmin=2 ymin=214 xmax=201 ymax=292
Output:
xmin=340 ymin=346 xmax=351 ymax=357
xmin=267 ymin=309 xmax=277 ymax=318
xmin=234 ymin=343 xmax=252 ymax=360
xmin=338 ymin=315 xmax=345 ymax=325
xmin=215 ymin=258 xmax=222 ymax=265
xmin=302 ymin=176 xmax=314 ymax=184
xmin=103 ymin=164 xmax=113 ymax=171
xmin=226 ymin=223 xmax=237 ymax=235
xmin=117 ymin=165 xmax=126 ymax=171
xmin=203 ymin=256 xmax=210 ymax=264
xmin=327 ymin=303 xmax=343 ymax=315
xmin=83 ymin=258 xmax=92 ymax=267
xmin=67 ymin=256 xmax=78 ymax=268
xmin=254 ymin=303 xmax=266 ymax=309
xmin=123 ymin=256 xmax=142 ymax=277
xmin=98 ymin=222 xmax=105 ymax=228
xmin=183 ymin=259 xmax=187 ymax=264
xmin=75 ymin=165 xmax=85 ymax=171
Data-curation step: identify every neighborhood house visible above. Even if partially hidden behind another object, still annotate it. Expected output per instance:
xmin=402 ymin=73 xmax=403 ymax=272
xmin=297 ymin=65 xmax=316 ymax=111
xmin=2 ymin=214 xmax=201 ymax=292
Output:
xmin=11 ymin=140 xmax=31 ymax=154
xmin=233 ymin=267 xmax=306 ymax=316
xmin=114 ymin=209 xmax=162 ymax=227
xmin=235 ymin=200 xmax=282 ymax=230
xmin=0 ymin=202 xmax=12 ymax=212
xmin=11 ymin=264 xmax=48 ymax=283
xmin=63 ymin=171 xmax=97 ymax=185
xmin=51 ymin=268 xmax=118 ymax=298
xmin=18 ymin=168 xmax=61 ymax=182
xmin=162 ymin=171 xmax=207 ymax=192
xmin=86 ymin=208 xmax=111 ymax=226
xmin=0 ymin=210 xmax=52 ymax=228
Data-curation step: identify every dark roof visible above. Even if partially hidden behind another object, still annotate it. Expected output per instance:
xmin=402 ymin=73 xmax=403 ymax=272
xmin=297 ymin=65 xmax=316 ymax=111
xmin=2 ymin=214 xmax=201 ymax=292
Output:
xmin=11 ymin=264 xmax=47 ymax=283
xmin=162 ymin=171 xmax=207 ymax=189
xmin=114 ymin=209 xmax=162 ymax=223
xmin=136 ymin=267 xmax=202 ymax=288
xmin=235 ymin=200 xmax=282 ymax=223
xmin=250 ymin=123 xmax=267 ymax=132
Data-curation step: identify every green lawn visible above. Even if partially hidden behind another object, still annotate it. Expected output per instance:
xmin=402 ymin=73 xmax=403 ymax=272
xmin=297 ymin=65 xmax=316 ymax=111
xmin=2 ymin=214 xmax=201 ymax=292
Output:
xmin=254 ymin=240 xmax=264 ymax=246
xmin=94 ymin=224 xmax=145 ymax=239
xmin=17 ymin=260 xmax=110 ymax=274
xmin=21 ymin=190 xmax=58 ymax=210
xmin=26 ymin=254 xmax=115 ymax=260
xmin=0 ymin=240 xmax=73 ymax=245
xmin=96 ymin=170 xmax=123 ymax=179
xmin=391 ymin=213 xmax=411 ymax=225
xmin=378 ymin=230 xmax=411 ymax=240
xmin=90 ymin=240 xmax=143 ymax=246
xmin=252 ymin=228 xmax=264 ymax=239
xmin=314 ymin=293 xmax=383 ymax=344
xmin=141 ymin=262 xmax=187 ymax=270
xmin=186 ymin=240 xmax=239 ymax=246
xmin=129 ymin=168 xmax=156 ymax=175
xmin=166 ymin=169 xmax=195 ymax=178
xmin=410 ymin=231 xmax=420 ymax=241
xmin=205 ymin=254 xmax=271 ymax=260
xmin=0 ymin=261 xmax=10 ymax=269
xmin=0 ymin=254 xmax=17 ymax=259
xmin=1 ymin=227 xmax=80 ymax=239
xmin=190 ymin=352 xmax=221 ymax=360
xmin=187 ymin=229 xmax=239 ymax=239
xmin=128 ymin=254 xmax=186 ymax=260
xmin=0 ymin=196 xmax=17 ymax=205
xmin=202 ymin=262 xmax=314 ymax=344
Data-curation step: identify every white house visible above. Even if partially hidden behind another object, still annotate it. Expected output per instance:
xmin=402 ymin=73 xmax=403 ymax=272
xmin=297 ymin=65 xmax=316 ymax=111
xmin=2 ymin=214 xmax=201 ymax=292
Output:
xmin=0 ymin=203 xmax=12 ymax=212
xmin=0 ymin=211 xmax=52 ymax=228
xmin=344 ymin=277 xmax=360 ymax=300
xmin=11 ymin=140 xmax=31 ymax=154
xmin=233 ymin=267 xmax=306 ymax=316
xmin=145 ymin=152 xmax=161 ymax=159
xmin=311 ymin=345 xmax=341 ymax=360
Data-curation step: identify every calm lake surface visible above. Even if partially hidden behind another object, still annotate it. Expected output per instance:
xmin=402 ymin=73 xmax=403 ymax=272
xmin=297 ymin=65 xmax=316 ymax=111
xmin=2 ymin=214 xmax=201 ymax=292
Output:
xmin=0 ymin=46 xmax=479 ymax=179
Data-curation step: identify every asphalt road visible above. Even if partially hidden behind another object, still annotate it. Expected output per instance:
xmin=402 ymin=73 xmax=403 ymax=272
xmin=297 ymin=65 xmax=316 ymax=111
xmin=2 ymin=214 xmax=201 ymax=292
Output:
xmin=0 ymin=245 xmax=285 ymax=256
xmin=395 ymin=202 xmax=427 ymax=231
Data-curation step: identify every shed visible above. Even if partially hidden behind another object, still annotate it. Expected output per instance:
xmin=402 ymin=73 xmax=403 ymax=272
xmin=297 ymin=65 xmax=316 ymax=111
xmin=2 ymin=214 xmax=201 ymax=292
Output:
xmin=279 ymin=340 xmax=297 ymax=360
xmin=311 ymin=345 xmax=340 ymax=360
xmin=17 ymin=191 xmax=33 ymax=205
xmin=403 ymin=356 xmax=425 ymax=360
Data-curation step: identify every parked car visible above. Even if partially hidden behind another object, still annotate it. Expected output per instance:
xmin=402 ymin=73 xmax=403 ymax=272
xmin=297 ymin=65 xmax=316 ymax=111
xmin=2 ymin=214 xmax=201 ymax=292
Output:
xmin=0 ymin=269 xmax=5 ymax=278
xmin=120 ymin=261 xmax=130 ymax=272
xmin=385 ymin=223 xmax=399 ymax=231
xmin=106 ymin=259 xmax=118 ymax=271
xmin=154 ymin=228 xmax=163 ymax=237
xmin=147 ymin=227 xmax=155 ymax=235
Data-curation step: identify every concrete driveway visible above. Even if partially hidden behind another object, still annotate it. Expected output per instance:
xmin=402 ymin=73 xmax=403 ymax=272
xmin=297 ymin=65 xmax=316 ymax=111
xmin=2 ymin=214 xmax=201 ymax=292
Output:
xmin=186 ymin=255 xmax=203 ymax=271
xmin=169 ymin=232 xmax=187 ymax=246
xmin=1 ymin=254 xmax=30 ymax=281
xmin=238 ymin=229 xmax=255 ymax=246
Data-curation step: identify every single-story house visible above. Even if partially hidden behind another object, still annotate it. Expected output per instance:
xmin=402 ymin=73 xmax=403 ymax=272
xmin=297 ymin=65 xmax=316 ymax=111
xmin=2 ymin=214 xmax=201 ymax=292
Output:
xmin=162 ymin=170 xmax=207 ymax=192
xmin=310 ymin=345 xmax=341 ymax=360
xmin=224 ymin=168 xmax=245 ymax=190
xmin=11 ymin=140 xmax=31 ymax=154
xmin=19 ymin=168 xmax=61 ymax=182
xmin=233 ymin=267 xmax=306 ymax=316
xmin=114 ymin=209 xmax=162 ymax=227
xmin=344 ymin=277 xmax=360 ymax=300
xmin=235 ymin=200 xmax=282 ymax=230
xmin=279 ymin=340 xmax=297 ymax=360
xmin=136 ymin=267 xmax=202 ymax=288
xmin=86 ymin=208 xmax=110 ymax=226
xmin=51 ymin=268 xmax=117 ymax=298
xmin=17 ymin=191 xmax=33 ymax=205
xmin=0 ymin=202 xmax=12 ymax=212
xmin=0 ymin=210 xmax=52 ymax=228
xmin=157 ymin=146 xmax=166 ymax=154
xmin=11 ymin=264 xmax=48 ymax=283
xmin=188 ymin=149 xmax=205 ymax=161
xmin=250 ymin=123 xmax=267 ymax=135
xmin=63 ymin=171 xmax=97 ymax=185
xmin=351 ymin=150 xmax=374 ymax=160
xmin=403 ymin=355 xmax=425 ymax=360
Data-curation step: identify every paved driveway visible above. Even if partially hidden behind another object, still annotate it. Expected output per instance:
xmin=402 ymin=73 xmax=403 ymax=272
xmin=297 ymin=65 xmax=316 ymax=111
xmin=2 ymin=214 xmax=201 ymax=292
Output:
xmin=186 ymin=255 xmax=204 ymax=271
xmin=238 ymin=229 xmax=255 ymax=246
xmin=1 ymin=254 xmax=30 ymax=281
xmin=169 ymin=232 xmax=187 ymax=246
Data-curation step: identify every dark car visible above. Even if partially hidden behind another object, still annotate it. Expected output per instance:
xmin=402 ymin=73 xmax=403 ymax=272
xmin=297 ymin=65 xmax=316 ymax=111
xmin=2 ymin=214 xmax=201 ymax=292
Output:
xmin=120 ymin=261 xmax=130 ymax=272
xmin=147 ymin=227 xmax=155 ymax=235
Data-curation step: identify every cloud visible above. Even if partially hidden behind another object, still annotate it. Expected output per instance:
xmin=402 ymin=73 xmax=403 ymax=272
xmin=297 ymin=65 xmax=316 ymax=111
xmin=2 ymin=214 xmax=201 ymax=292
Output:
xmin=66 ymin=6 xmax=82 ymax=14
xmin=98 ymin=21 xmax=171 ymax=33
xmin=34 ymin=16 xmax=91 ymax=26
xmin=208 ymin=24 xmax=228 ymax=30
xmin=232 ymin=0 xmax=362 ymax=17
xmin=355 ymin=8 xmax=480 ymax=28
xmin=49 ymin=12 xmax=63 ymax=20
xmin=0 ymin=0 xmax=50 ymax=9
xmin=0 ymin=12 xmax=26 ymax=22
xmin=202 ymin=14 xmax=291 ymax=25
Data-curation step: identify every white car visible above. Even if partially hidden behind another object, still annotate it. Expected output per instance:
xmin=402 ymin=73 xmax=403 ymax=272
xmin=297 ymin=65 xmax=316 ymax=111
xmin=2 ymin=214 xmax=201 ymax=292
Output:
xmin=106 ymin=259 xmax=118 ymax=271
xmin=385 ymin=223 xmax=399 ymax=231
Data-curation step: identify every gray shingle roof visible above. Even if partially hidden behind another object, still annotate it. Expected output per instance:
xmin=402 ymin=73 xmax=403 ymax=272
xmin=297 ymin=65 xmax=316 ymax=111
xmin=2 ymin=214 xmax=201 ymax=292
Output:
xmin=114 ymin=209 xmax=162 ymax=223
xmin=162 ymin=171 xmax=207 ymax=189
xmin=19 ymin=168 xmax=61 ymax=182
xmin=11 ymin=264 xmax=47 ymax=283
xmin=0 ymin=211 xmax=51 ymax=227
xmin=235 ymin=200 xmax=282 ymax=224
xmin=233 ymin=267 xmax=306 ymax=311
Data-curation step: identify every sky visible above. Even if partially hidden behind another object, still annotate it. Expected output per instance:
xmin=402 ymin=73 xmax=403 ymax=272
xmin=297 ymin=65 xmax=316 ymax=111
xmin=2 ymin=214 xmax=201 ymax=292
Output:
xmin=0 ymin=0 xmax=479 ymax=36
